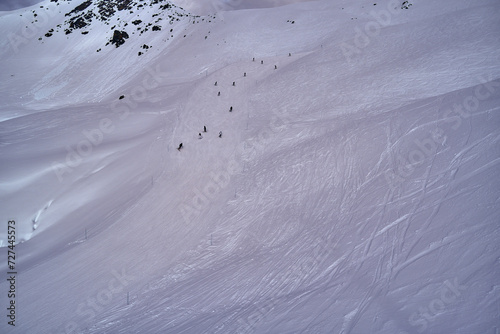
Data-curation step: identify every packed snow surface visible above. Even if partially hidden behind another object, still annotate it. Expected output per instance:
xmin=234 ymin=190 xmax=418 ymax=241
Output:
xmin=0 ymin=0 xmax=499 ymax=333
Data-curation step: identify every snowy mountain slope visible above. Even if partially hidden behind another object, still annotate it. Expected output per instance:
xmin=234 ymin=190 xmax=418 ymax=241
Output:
xmin=0 ymin=0 xmax=499 ymax=333
xmin=0 ymin=0 xmax=197 ymax=115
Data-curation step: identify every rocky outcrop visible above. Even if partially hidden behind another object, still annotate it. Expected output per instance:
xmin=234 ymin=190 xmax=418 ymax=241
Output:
xmin=111 ymin=30 xmax=129 ymax=47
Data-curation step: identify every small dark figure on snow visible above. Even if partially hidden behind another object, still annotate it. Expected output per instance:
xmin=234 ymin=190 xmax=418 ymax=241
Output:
xmin=198 ymin=133 xmax=203 ymax=139
xmin=219 ymin=131 xmax=222 ymax=138
xmin=232 ymin=81 xmax=235 ymax=86
xmin=229 ymin=106 xmax=233 ymax=112
xmin=274 ymin=65 xmax=277 ymax=70
xmin=218 ymin=91 xmax=221 ymax=96
xmin=204 ymin=126 xmax=207 ymax=132
xmin=244 ymin=72 xmax=246 ymax=77
xmin=261 ymin=60 xmax=263 ymax=64
xmin=215 ymin=81 xmax=217 ymax=86
xmin=177 ymin=143 xmax=183 ymax=151
xmin=252 ymin=57 xmax=255 ymax=61
xmin=289 ymin=53 xmax=291 ymax=57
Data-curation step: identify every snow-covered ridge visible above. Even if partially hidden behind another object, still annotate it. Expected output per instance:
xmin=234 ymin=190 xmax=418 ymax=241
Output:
xmin=0 ymin=0 xmax=218 ymax=113
xmin=0 ymin=0 xmax=499 ymax=333
xmin=41 ymin=0 xmax=191 ymax=47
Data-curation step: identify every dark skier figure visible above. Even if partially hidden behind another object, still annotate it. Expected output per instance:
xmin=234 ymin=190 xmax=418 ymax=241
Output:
xmin=232 ymin=81 xmax=235 ymax=86
xmin=218 ymin=91 xmax=220 ymax=96
xmin=198 ymin=133 xmax=203 ymax=139
xmin=177 ymin=143 xmax=183 ymax=151
xmin=215 ymin=81 xmax=217 ymax=86
xmin=204 ymin=126 xmax=207 ymax=133
xmin=229 ymin=106 xmax=233 ymax=112
xmin=219 ymin=131 xmax=222 ymax=138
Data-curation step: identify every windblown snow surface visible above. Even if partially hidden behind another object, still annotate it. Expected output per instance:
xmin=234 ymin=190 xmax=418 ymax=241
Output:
xmin=0 ymin=0 xmax=499 ymax=333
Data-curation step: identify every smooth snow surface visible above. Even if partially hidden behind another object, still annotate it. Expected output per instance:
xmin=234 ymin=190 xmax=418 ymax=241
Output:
xmin=0 ymin=0 xmax=499 ymax=333
xmin=175 ymin=0 xmax=319 ymax=15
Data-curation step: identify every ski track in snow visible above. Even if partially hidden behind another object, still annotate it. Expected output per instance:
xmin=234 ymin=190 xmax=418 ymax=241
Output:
xmin=0 ymin=0 xmax=500 ymax=333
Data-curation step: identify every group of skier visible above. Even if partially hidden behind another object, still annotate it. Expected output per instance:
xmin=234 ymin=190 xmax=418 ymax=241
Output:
xmin=178 ymin=126 xmax=222 ymax=151
xmin=177 ymin=56 xmax=284 ymax=152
